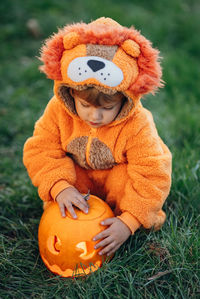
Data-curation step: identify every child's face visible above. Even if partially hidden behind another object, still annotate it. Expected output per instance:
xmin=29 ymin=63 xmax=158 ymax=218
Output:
xmin=73 ymin=92 xmax=123 ymax=128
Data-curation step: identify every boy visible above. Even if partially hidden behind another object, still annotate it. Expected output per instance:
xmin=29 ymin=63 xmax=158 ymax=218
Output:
xmin=23 ymin=17 xmax=172 ymax=257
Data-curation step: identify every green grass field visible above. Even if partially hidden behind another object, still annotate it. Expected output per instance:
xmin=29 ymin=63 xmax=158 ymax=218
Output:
xmin=0 ymin=0 xmax=199 ymax=298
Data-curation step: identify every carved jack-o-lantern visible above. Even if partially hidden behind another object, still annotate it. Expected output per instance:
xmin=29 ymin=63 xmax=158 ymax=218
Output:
xmin=38 ymin=195 xmax=114 ymax=277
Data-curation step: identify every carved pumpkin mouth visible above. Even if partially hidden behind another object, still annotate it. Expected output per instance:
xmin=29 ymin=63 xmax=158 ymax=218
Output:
xmin=45 ymin=236 xmax=100 ymax=276
xmin=43 ymin=255 xmax=101 ymax=277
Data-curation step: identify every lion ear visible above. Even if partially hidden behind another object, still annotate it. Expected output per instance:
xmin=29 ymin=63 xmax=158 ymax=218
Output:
xmin=121 ymin=39 xmax=140 ymax=58
xmin=63 ymin=32 xmax=80 ymax=50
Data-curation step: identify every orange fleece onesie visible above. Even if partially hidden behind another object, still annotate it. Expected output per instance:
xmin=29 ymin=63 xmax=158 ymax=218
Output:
xmin=23 ymin=17 xmax=172 ymax=234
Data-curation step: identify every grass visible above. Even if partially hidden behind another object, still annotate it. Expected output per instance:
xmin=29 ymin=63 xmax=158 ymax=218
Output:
xmin=0 ymin=0 xmax=199 ymax=298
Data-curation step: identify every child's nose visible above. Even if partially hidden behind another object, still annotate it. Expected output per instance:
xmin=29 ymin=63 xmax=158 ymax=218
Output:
xmin=90 ymin=107 xmax=102 ymax=121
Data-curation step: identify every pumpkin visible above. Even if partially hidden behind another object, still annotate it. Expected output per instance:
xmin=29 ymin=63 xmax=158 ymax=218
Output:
xmin=38 ymin=195 xmax=114 ymax=277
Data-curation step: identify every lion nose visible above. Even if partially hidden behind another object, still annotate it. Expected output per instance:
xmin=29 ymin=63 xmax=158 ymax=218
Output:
xmin=87 ymin=59 xmax=105 ymax=72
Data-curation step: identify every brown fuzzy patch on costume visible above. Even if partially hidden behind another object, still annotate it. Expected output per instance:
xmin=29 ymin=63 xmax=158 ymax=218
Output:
xmin=89 ymin=138 xmax=116 ymax=169
xmin=86 ymin=44 xmax=118 ymax=60
xmin=58 ymin=85 xmax=77 ymax=115
xmin=67 ymin=137 xmax=116 ymax=170
xmin=67 ymin=137 xmax=89 ymax=169
xmin=115 ymin=95 xmax=134 ymax=121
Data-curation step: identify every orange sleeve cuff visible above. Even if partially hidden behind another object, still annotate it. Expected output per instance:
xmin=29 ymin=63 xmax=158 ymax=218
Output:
xmin=50 ymin=180 xmax=72 ymax=201
xmin=117 ymin=212 xmax=141 ymax=235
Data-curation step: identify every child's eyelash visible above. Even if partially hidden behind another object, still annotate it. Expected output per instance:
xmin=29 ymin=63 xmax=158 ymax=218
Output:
xmin=103 ymin=106 xmax=114 ymax=110
xmin=80 ymin=102 xmax=114 ymax=110
xmin=81 ymin=103 xmax=90 ymax=107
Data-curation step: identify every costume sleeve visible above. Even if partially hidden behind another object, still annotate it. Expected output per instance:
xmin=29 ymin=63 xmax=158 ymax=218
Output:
xmin=118 ymin=109 xmax=172 ymax=230
xmin=117 ymin=212 xmax=141 ymax=234
xmin=23 ymin=97 xmax=76 ymax=202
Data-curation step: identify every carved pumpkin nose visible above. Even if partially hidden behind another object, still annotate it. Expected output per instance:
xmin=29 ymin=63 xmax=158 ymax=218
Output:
xmin=87 ymin=59 xmax=105 ymax=72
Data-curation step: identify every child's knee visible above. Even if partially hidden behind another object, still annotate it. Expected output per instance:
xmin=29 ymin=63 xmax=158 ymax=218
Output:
xmin=43 ymin=201 xmax=52 ymax=210
xmin=105 ymin=164 xmax=128 ymax=194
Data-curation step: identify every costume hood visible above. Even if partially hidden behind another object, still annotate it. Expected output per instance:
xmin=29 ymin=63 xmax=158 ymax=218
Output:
xmin=39 ymin=17 xmax=163 ymax=122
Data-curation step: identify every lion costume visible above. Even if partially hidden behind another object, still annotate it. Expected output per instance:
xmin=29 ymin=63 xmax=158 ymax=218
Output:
xmin=23 ymin=17 xmax=172 ymax=234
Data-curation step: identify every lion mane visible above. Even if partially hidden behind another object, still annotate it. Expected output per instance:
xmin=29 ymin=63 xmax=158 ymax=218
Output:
xmin=39 ymin=17 xmax=163 ymax=96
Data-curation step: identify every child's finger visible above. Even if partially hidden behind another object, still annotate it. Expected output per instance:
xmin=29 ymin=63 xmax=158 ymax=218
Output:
xmin=106 ymin=244 xmax=120 ymax=256
xmin=94 ymin=236 xmax=113 ymax=250
xmin=65 ymin=203 xmax=77 ymax=219
xmin=98 ymin=241 xmax=116 ymax=256
xmin=100 ymin=217 xmax=115 ymax=226
xmin=93 ymin=227 xmax=110 ymax=241
xmin=58 ymin=202 xmax=66 ymax=218
xmin=72 ymin=196 xmax=89 ymax=214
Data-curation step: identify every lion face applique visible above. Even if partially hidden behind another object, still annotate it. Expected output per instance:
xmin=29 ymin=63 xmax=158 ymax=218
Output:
xmin=67 ymin=46 xmax=123 ymax=88
xmin=60 ymin=42 xmax=139 ymax=93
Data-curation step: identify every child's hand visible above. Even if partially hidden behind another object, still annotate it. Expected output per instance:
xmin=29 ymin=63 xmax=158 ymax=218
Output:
xmin=56 ymin=186 xmax=89 ymax=219
xmin=93 ymin=217 xmax=131 ymax=256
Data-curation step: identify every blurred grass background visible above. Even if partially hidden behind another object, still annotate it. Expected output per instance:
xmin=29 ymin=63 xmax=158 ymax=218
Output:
xmin=0 ymin=0 xmax=199 ymax=298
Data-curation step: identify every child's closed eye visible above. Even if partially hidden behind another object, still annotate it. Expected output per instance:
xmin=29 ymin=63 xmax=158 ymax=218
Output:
xmin=80 ymin=102 xmax=90 ymax=108
xmin=103 ymin=106 xmax=114 ymax=110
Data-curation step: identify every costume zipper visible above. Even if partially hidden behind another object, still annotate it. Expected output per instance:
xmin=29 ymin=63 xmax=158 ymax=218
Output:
xmin=86 ymin=128 xmax=97 ymax=167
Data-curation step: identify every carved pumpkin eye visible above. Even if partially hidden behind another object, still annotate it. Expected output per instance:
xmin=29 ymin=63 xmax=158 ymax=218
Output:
xmin=76 ymin=241 xmax=96 ymax=260
xmin=47 ymin=235 xmax=61 ymax=255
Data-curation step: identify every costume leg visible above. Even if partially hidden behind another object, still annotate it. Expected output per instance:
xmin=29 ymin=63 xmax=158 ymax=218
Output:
xmin=73 ymin=164 xmax=94 ymax=195
xmin=104 ymin=164 xmax=129 ymax=214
